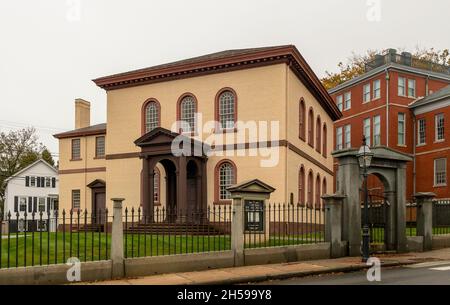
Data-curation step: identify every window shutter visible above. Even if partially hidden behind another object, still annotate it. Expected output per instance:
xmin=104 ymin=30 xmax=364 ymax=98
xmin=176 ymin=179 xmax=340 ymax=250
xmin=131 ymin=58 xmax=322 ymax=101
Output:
xmin=28 ymin=197 xmax=33 ymax=213
xmin=33 ymin=197 xmax=37 ymax=213
xmin=47 ymin=198 xmax=50 ymax=212
xmin=25 ymin=176 xmax=30 ymax=187
xmin=37 ymin=177 xmax=41 ymax=188
xmin=41 ymin=177 xmax=45 ymax=188
xmin=14 ymin=196 xmax=18 ymax=212
xmin=52 ymin=177 xmax=56 ymax=188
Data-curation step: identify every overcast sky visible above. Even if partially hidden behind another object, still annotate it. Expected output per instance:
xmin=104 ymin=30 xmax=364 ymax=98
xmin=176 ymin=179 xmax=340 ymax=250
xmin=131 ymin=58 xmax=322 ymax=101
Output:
xmin=0 ymin=0 xmax=449 ymax=159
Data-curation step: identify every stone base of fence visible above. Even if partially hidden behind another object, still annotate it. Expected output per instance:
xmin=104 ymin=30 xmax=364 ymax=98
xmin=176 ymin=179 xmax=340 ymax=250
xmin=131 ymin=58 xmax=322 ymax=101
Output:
xmin=0 ymin=243 xmax=333 ymax=285
xmin=406 ymin=236 xmax=424 ymax=252
xmin=432 ymin=234 xmax=450 ymax=249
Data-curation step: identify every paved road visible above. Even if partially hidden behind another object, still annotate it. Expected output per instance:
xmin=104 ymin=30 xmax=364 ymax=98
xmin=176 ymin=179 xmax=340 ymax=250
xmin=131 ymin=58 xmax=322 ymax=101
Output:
xmin=259 ymin=261 xmax=450 ymax=285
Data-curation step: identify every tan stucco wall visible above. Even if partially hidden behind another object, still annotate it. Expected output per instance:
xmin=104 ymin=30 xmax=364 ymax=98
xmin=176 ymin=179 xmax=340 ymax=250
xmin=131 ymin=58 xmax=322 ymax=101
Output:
xmin=59 ymin=136 xmax=106 ymax=170
xmin=59 ymin=172 xmax=106 ymax=211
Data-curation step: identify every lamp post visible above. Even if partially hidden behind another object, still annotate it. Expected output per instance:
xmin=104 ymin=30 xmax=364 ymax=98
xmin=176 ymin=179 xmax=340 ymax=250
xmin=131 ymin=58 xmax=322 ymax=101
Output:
xmin=357 ymin=136 xmax=374 ymax=262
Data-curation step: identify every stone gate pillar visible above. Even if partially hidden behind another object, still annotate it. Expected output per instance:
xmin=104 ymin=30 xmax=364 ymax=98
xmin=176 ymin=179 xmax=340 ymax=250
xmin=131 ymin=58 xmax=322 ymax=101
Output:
xmin=415 ymin=192 xmax=436 ymax=251
xmin=322 ymin=194 xmax=346 ymax=258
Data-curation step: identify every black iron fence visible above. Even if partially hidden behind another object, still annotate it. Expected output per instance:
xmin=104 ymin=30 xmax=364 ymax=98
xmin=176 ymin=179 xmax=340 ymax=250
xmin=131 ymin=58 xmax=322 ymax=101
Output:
xmin=123 ymin=205 xmax=232 ymax=258
xmin=244 ymin=203 xmax=325 ymax=249
xmin=0 ymin=209 xmax=110 ymax=269
xmin=433 ymin=200 xmax=450 ymax=235
xmin=406 ymin=202 xmax=417 ymax=237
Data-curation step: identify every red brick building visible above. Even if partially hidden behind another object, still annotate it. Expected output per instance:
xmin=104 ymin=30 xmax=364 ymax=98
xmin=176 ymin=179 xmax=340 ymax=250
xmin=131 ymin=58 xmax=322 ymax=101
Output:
xmin=329 ymin=49 xmax=450 ymax=200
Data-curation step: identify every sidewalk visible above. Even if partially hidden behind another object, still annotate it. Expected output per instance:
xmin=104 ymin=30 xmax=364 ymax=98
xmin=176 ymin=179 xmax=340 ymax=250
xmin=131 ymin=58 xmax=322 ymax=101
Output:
xmin=84 ymin=248 xmax=450 ymax=285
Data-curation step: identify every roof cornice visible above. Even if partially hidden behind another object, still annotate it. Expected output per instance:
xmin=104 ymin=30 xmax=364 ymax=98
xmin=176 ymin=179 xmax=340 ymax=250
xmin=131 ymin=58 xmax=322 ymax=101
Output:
xmin=328 ymin=63 xmax=450 ymax=94
xmin=93 ymin=46 xmax=342 ymax=120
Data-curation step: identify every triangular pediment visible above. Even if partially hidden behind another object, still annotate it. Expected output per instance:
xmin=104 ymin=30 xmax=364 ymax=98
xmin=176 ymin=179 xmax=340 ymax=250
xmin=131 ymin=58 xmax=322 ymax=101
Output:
xmin=134 ymin=127 xmax=181 ymax=147
xmin=87 ymin=179 xmax=106 ymax=188
xmin=227 ymin=179 xmax=276 ymax=194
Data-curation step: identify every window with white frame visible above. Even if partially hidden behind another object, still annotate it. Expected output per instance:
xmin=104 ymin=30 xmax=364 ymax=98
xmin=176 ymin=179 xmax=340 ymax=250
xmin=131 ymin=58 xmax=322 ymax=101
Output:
xmin=145 ymin=101 xmax=159 ymax=133
xmin=336 ymin=127 xmax=343 ymax=150
xmin=398 ymin=77 xmax=406 ymax=96
xmin=398 ymin=113 xmax=406 ymax=145
xmin=72 ymin=190 xmax=80 ymax=209
xmin=344 ymin=92 xmax=351 ymax=110
xmin=363 ymin=118 xmax=371 ymax=147
xmin=180 ymin=96 xmax=196 ymax=132
xmin=373 ymin=80 xmax=381 ymax=99
xmin=95 ymin=136 xmax=105 ymax=158
xmin=30 ymin=176 xmax=36 ymax=187
xmin=418 ymin=119 xmax=426 ymax=145
xmin=435 ymin=113 xmax=445 ymax=141
xmin=408 ymin=79 xmax=416 ymax=97
xmin=19 ymin=197 xmax=27 ymax=212
xmin=45 ymin=177 xmax=51 ymax=188
xmin=336 ymin=95 xmax=343 ymax=112
xmin=71 ymin=139 xmax=81 ymax=160
xmin=373 ymin=115 xmax=381 ymax=146
xmin=344 ymin=125 xmax=351 ymax=148
xmin=219 ymin=162 xmax=235 ymax=200
xmin=38 ymin=197 xmax=46 ymax=212
xmin=363 ymin=84 xmax=371 ymax=102
xmin=434 ymin=158 xmax=447 ymax=186
xmin=218 ymin=91 xmax=236 ymax=129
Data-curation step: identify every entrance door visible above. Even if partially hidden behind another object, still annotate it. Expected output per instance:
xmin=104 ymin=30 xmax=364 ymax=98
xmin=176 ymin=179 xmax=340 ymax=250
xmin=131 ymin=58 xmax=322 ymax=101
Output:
xmin=361 ymin=192 xmax=389 ymax=251
xmin=93 ymin=191 xmax=106 ymax=225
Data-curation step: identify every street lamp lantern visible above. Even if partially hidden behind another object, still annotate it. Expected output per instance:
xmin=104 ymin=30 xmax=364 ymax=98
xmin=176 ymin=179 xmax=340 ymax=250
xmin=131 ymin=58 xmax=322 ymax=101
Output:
xmin=358 ymin=135 xmax=373 ymax=263
xmin=357 ymin=143 xmax=373 ymax=168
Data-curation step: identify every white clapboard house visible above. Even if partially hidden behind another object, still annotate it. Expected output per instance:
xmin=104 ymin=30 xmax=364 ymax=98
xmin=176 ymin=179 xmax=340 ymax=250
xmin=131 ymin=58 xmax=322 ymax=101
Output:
xmin=3 ymin=159 xmax=59 ymax=232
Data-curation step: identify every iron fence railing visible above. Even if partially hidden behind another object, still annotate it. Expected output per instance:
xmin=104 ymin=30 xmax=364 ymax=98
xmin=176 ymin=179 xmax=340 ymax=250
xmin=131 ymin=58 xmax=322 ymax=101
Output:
xmin=433 ymin=200 xmax=450 ymax=235
xmin=123 ymin=205 xmax=232 ymax=258
xmin=244 ymin=203 xmax=325 ymax=249
xmin=406 ymin=202 xmax=417 ymax=237
xmin=0 ymin=209 xmax=110 ymax=269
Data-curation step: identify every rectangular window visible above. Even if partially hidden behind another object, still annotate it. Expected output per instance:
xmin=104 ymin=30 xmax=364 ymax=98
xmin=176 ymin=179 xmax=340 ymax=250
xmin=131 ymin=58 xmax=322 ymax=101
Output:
xmin=373 ymin=80 xmax=381 ymax=99
xmin=398 ymin=113 xmax=406 ymax=145
xmin=434 ymin=158 xmax=447 ymax=186
xmin=363 ymin=84 xmax=371 ymax=102
xmin=417 ymin=119 xmax=426 ymax=145
xmin=408 ymin=79 xmax=416 ymax=97
xmin=71 ymin=139 xmax=81 ymax=160
xmin=344 ymin=125 xmax=351 ymax=148
xmin=95 ymin=136 xmax=105 ymax=158
xmin=398 ymin=77 xmax=406 ymax=96
xmin=72 ymin=190 xmax=81 ymax=210
xmin=336 ymin=127 xmax=343 ymax=150
xmin=435 ymin=113 xmax=445 ymax=141
xmin=344 ymin=92 xmax=351 ymax=110
xmin=45 ymin=177 xmax=51 ymax=188
xmin=30 ymin=176 xmax=36 ymax=187
xmin=373 ymin=115 xmax=381 ymax=146
xmin=336 ymin=95 xmax=343 ymax=112
xmin=363 ymin=118 xmax=371 ymax=147
xmin=19 ymin=197 xmax=27 ymax=212
xmin=38 ymin=197 xmax=46 ymax=212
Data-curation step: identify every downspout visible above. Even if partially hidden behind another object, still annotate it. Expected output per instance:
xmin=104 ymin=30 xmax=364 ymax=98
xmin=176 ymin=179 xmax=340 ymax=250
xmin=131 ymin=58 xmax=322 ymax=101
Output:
xmin=385 ymin=68 xmax=390 ymax=147
xmin=285 ymin=64 xmax=289 ymax=203
xmin=412 ymin=111 xmax=417 ymax=195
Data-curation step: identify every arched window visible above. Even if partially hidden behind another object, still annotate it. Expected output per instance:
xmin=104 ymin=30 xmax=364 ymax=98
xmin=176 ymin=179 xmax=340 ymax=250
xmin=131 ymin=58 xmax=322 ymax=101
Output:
xmin=322 ymin=178 xmax=327 ymax=208
xmin=308 ymin=108 xmax=314 ymax=147
xmin=215 ymin=160 xmax=236 ymax=202
xmin=153 ymin=168 xmax=160 ymax=204
xmin=216 ymin=89 xmax=237 ymax=130
xmin=322 ymin=123 xmax=327 ymax=158
xmin=316 ymin=116 xmax=322 ymax=153
xmin=143 ymin=100 xmax=160 ymax=133
xmin=315 ymin=174 xmax=321 ymax=209
xmin=307 ymin=170 xmax=314 ymax=208
xmin=298 ymin=166 xmax=305 ymax=205
xmin=178 ymin=94 xmax=197 ymax=133
xmin=299 ymin=99 xmax=306 ymax=140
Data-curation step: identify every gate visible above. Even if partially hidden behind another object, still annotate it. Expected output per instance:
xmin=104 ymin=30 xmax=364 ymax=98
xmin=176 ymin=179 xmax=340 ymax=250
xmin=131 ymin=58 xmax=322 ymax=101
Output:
xmin=361 ymin=192 xmax=389 ymax=248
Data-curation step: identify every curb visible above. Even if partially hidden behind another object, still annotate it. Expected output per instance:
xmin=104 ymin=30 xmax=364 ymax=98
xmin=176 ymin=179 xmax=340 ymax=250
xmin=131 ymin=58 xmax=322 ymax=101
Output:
xmin=188 ymin=260 xmax=419 ymax=285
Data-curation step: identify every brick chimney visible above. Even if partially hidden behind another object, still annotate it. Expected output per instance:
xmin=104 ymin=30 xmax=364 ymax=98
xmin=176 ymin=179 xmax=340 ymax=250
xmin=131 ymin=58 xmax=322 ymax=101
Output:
xmin=75 ymin=99 xmax=91 ymax=129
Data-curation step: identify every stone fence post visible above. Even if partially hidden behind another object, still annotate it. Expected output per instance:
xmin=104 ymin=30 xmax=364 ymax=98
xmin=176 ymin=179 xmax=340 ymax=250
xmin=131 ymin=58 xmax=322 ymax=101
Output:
xmin=231 ymin=196 xmax=244 ymax=267
xmin=322 ymin=194 xmax=346 ymax=258
xmin=414 ymin=192 xmax=436 ymax=251
xmin=111 ymin=198 xmax=125 ymax=278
